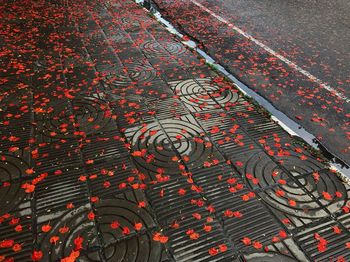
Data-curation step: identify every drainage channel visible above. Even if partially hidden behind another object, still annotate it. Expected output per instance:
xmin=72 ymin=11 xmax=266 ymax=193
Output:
xmin=135 ymin=0 xmax=350 ymax=180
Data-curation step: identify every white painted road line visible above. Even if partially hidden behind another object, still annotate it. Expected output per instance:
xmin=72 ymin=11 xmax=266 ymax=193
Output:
xmin=191 ymin=0 xmax=350 ymax=103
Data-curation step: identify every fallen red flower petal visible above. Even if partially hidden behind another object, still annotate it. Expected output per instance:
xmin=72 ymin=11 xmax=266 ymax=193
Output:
xmin=41 ymin=224 xmax=51 ymax=233
xmin=209 ymin=247 xmax=219 ymax=256
xmin=31 ymin=250 xmax=43 ymax=261
xmin=253 ymin=241 xmax=263 ymax=249
xmin=0 ymin=240 xmax=14 ymax=248
xmin=242 ymin=237 xmax=251 ymax=246
xmin=134 ymin=222 xmax=143 ymax=231
xmin=50 ymin=236 xmax=59 ymax=245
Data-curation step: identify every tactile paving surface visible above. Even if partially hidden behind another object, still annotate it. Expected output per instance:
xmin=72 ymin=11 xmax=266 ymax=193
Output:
xmin=0 ymin=0 xmax=349 ymax=261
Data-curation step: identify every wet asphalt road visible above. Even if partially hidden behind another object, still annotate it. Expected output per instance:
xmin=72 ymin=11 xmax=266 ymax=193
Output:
xmin=201 ymin=0 xmax=350 ymax=95
xmin=152 ymin=0 xmax=350 ymax=166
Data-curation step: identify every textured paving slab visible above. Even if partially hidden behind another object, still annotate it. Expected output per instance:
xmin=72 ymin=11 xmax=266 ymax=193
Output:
xmin=0 ymin=0 xmax=349 ymax=261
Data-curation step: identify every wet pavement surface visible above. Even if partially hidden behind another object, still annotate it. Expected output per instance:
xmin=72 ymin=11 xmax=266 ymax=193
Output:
xmin=1 ymin=0 xmax=350 ymax=261
xmin=151 ymin=0 xmax=350 ymax=166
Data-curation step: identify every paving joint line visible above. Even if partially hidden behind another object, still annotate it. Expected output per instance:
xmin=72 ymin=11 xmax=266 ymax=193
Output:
xmin=149 ymin=105 xmax=238 ymax=256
